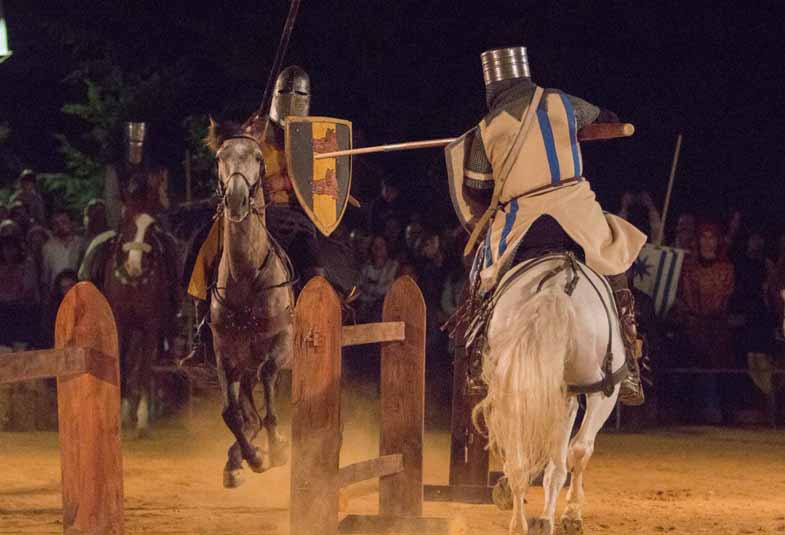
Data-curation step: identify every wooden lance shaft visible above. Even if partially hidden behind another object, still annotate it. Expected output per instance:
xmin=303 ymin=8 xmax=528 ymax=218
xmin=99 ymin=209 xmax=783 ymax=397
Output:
xmin=314 ymin=123 xmax=635 ymax=160
xmin=655 ymin=133 xmax=683 ymax=247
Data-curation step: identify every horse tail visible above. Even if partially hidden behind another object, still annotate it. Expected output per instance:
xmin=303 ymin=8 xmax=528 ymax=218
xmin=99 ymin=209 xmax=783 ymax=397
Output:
xmin=473 ymin=287 xmax=576 ymax=494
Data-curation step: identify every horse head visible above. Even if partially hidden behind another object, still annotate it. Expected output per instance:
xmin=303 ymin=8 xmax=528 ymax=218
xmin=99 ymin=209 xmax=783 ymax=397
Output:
xmin=206 ymin=118 xmax=267 ymax=223
xmin=116 ymin=212 xmax=159 ymax=281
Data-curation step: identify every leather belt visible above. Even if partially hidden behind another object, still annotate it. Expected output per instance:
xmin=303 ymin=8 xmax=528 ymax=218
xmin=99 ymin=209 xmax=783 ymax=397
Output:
xmin=519 ymin=177 xmax=583 ymax=199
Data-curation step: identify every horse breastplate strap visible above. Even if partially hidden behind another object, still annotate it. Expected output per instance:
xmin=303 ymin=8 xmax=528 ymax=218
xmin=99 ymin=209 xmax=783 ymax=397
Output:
xmin=122 ymin=242 xmax=152 ymax=253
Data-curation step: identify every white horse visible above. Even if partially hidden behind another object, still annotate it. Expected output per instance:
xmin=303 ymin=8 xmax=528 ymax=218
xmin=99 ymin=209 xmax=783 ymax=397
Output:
xmin=474 ymin=252 xmax=627 ymax=535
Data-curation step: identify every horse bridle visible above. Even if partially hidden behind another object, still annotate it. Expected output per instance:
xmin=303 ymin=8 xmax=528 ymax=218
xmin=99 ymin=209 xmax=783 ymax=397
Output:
xmin=112 ymin=222 xmax=162 ymax=287
xmin=215 ymin=135 xmax=265 ymax=224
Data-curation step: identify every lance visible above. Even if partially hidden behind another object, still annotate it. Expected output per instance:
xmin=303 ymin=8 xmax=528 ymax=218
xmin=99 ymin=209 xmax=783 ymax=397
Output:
xmin=247 ymin=0 xmax=302 ymax=125
xmin=314 ymin=122 xmax=635 ymax=160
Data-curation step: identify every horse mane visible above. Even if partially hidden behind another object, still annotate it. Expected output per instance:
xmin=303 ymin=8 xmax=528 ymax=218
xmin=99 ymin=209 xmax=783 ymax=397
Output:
xmin=204 ymin=117 xmax=267 ymax=153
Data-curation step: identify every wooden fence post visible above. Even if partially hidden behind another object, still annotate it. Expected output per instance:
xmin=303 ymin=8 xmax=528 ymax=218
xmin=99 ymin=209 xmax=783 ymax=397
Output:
xmin=290 ymin=277 xmax=343 ymax=535
xmin=54 ymin=282 xmax=124 ymax=535
xmin=379 ymin=275 xmax=425 ymax=518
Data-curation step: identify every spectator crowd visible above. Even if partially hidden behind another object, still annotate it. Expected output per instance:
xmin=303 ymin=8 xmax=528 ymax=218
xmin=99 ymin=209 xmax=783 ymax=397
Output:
xmin=2 ymin=164 xmax=784 ymax=429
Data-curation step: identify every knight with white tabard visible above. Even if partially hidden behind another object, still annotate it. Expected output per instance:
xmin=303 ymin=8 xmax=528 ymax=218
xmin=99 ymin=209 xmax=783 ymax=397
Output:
xmin=446 ymin=47 xmax=648 ymax=405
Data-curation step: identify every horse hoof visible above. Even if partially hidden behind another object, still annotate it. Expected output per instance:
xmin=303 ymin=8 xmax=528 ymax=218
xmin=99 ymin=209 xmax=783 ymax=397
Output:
xmin=561 ymin=516 xmax=583 ymax=535
xmin=529 ymin=517 xmax=552 ymax=535
xmin=247 ymin=449 xmax=269 ymax=473
xmin=492 ymin=477 xmax=513 ymax=511
xmin=223 ymin=469 xmax=245 ymax=488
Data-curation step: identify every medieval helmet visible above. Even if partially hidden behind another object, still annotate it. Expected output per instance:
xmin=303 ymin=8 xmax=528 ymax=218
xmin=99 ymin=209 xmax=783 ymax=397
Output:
xmin=269 ymin=65 xmax=310 ymax=126
xmin=481 ymin=46 xmax=531 ymax=85
xmin=480 ymin=47 xmax=532 ymax=107
xmin=125 ymin=122 xmax=147 ymax=165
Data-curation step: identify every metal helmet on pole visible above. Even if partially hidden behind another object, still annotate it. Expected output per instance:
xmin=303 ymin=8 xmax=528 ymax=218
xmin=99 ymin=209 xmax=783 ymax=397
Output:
xmin=0 ymin=0 xmax=13 ymax=64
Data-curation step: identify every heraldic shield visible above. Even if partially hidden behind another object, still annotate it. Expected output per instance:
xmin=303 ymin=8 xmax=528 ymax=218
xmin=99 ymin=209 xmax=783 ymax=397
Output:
xmin=445 ymin=133 xmax=474 ymax=230
xmin=285 ymin=116 xmax=352 ymax=237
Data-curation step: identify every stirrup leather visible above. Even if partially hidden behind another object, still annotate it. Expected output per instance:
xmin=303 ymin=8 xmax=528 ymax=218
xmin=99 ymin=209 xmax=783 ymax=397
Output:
xmin=613 ymin=288 xmax=645 ymax=406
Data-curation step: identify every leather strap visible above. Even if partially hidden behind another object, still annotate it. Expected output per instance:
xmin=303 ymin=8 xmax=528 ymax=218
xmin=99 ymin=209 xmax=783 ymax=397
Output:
xmin=464 ymin=86 xmax=545 ymax=257
xmin=567 ymin=361 xmax=629 ymax=395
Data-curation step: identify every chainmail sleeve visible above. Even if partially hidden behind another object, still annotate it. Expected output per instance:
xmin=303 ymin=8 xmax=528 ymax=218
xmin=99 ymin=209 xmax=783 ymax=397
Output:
xmin=463 ymin=127 xmax=494 ymax=191
xmin=565 ymin=94 xmax=601 ymax=130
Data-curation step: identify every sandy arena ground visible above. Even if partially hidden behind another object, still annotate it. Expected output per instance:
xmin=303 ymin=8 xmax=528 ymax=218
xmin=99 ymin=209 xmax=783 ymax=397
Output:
xmin=1 ymin=385 xmax=784 ymax=535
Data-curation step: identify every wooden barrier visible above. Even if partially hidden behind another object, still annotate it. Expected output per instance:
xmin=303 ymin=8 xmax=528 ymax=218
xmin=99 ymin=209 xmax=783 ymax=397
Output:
xmin=0 ymin=282 xmax=125 ymax=535
xmin=290 ymin=276 xmax=445 ymax=535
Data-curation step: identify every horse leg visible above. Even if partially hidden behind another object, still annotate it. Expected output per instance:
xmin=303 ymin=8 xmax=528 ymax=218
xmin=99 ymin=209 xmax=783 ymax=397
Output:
xmin=260 ymin=357 xmax=289 ymax=467
xmin=532 ymin=397 xmax=579 ymax=535
xmin=135 ymin=328 xmax=157 ymax=439
xmin=508 ymin=479 xmax=529 ymax=535
xmin=215 ymin=350 xmax=265 ymax=488
xmin=124 ymin=329 xmax=145 ymax=436
xmin=118 ymin=327 xmax=133 ymax=430
xmin=561 ymin=391 xmax=618 ymax=535
xmin=240 ymin=373 xmax=269 ymax=471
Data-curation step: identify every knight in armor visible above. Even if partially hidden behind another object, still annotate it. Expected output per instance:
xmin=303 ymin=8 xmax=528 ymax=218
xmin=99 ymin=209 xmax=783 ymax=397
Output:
xmin=185 ymin=66 xmax=347 ymax=355
xmin=80 ymin=122 xmax=180 ymax=345
xmin=455 ymin=47 xmax=648 ymax=405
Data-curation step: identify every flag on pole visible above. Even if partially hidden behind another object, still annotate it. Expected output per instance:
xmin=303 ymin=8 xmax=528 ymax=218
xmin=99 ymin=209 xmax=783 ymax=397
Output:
xmin=631 ymin=243 xmax=686 ymax=317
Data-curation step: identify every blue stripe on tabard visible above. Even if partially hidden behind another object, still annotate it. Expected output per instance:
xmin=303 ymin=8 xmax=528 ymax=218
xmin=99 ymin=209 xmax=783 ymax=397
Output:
xmin=498 ymin=198 xmax=519 ymax=256
xmin=558 ymin=94 xmax=581 ymax=177
xmin=537 ymin=109 xmax=561 ymax=185
xmin=651 ymin=249 xmax=668 ymax=310
xmin=660 ymin=250 xmax=679 ymax=316
xmin=484 ymin=229 xmax=492 ymax=268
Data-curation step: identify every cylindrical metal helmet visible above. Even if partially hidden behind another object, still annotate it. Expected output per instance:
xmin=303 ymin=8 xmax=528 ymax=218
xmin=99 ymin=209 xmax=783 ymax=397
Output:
xmin=125 ymin=122 xmax=147 ymax=165
xmin=269 ymin=65 xmax=310 ymax=126
xmin=480 ymin=47 xmax=531 ymax=86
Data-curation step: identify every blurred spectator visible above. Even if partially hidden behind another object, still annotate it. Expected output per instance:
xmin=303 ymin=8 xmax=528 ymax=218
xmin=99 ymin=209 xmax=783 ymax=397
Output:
xmin=368 ymin=176 xmax=408 ymax=234
xmin=730 ymin=232 xmax=774 ymax=355
xmin=10 ymin=169 xmax=46 ymax=224
xmin=9 ymin=200 xmax=34 ymax=235
xmin=349 ymin=228 xmax=372 ymax=266
xmin=416 ymin=231 xmax=452 ymax=312
xmin=405 ymin=220 xmax=425 ymax=257
xmin=0 ymin=220 xmax=40 ymax=346
xmin=40 ymin=269 xmax=78 ymax=348
xmin=80 ymin=199 xmax=110 ymax=261
xmin=673 ymin=213 xmax=697 ymax=255
xmin=383 ymin=217 xmax=405 ymax=260
xmin=26 ymin=225 xmax=50 ymax=299
xmin=357 ymin=236 xmax=399 ymax=322
xmin=83 ymin=199 xmax=109 ymax=242
xmin=618 ymin=191 xmax=662 ymax=241
xmin=41 ymin=211 xmax=85 ymax=291
xmin=672 ymin=222 xmax=736 ymax=423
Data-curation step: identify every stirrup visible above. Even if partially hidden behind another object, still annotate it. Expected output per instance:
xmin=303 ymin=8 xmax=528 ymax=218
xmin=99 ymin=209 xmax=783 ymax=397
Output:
xmin=619 ymin=351 xmax=645 ymax=406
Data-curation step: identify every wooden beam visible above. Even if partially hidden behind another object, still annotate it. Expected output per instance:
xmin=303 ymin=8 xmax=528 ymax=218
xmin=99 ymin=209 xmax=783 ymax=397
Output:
xmin=338 ymin=515 xmax=448 ymax=534
xmin=0 ymin=346 xmax=117 ymax=385
xmin=423 ymin=484 xmax=494 ymax=504
xmin=341 ymin=322 xmax=405 ymax=347
xmin=339 ymin=454 xmax=403 ymax=488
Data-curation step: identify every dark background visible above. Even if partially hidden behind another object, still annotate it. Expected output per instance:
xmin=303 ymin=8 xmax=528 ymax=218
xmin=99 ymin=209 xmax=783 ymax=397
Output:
xmin=2 ymin=1 xmax=784 ymax=234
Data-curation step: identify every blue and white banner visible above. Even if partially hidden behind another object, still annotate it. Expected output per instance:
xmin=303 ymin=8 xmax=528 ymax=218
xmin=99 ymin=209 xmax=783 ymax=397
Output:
xmin=631 ymin=244 xmax=686 ymax=317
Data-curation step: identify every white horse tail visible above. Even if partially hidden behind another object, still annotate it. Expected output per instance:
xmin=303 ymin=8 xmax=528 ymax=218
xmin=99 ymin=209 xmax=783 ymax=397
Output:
xmin=473 ymin=287 xmax=576 ymax=493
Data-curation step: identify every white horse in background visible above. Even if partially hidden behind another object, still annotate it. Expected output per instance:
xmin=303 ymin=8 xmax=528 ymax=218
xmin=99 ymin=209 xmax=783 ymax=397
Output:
xmin=474 ymin=253 xmax=626 ymax=535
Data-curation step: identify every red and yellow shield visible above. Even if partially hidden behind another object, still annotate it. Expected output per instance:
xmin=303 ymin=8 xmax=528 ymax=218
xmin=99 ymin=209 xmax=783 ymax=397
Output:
xmin=285 ymin=116 xmax=352 ymax=237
